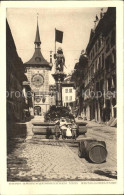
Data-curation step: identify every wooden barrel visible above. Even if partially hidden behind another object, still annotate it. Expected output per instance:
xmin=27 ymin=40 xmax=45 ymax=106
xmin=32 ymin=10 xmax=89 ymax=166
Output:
xmin=76 ymin=122 xmax=87 ymax=135
xmin=78 ymin=141 xmax=86 ymax=158
xmin=85 ymin=141 xmax=107 ymax=163
xmin=78 ymin=139 xmax=97 ymax=158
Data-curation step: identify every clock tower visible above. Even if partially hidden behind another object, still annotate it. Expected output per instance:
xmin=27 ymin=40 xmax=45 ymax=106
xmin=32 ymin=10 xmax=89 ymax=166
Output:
xmin=24 ymin=19 xmax=52 ymax=117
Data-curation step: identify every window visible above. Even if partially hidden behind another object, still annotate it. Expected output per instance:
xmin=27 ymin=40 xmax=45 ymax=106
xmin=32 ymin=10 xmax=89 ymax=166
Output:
xmin=65 ymin=89 xmax=68 ymax=93
xmin=90 ymin=53 xmax=92 ymax=60
xmin=102 ymin=53 xmax=104 ymax=68
xmin=100 ymin=34 xmax=103 ymax=45
xmin=96 ymin=82 xmax=99 ymax=91
xmin=92 ymin=48 xmax=94 ymax=57
xmin=69 ymin=96 xmax=72 ymax=101
xmin=111 ymin=30 xmax=115 ymax=47
xmin=88 ymin=71 xmax=90 ymax=81
xmin=105 ymin=55 xmax=111 ymax=71
xmin=95 ymin=60 xmax=97 ymax=72
xmin=89 ymin=54 xmax=90 ymax=60
xmin=111 ymin=49 xmax=116 ymax=64
xmin=93 ymin=64 xmax=95 ymax=74
xmin=96 ymin=58 xmax=99 ymax=70
xmin=95 ymin=42 xmax=97 ymax=52
xmin=108 ymin=78 xmax=112 ymax=91
xmin=69 ymin=89 xmax=72 ymax=93
xmin=100 ymin=79 xmax=104 ymax=93
xmin=91 ymin=65 xmax=94 ymax=77
xmin=113 ymin=75 xmax=116 ymax=90
xmin=106 ymin=37 xmax=110 ymax=53
xmin=98 ymin=38 xmax=101 ymax=48
xmin=90 ymin=52 xmax=92 ymax=60
xmin=65 ymin=96 xmax=68 ymax=101
xmin=99 ymin=56 xmax=101 ymax=69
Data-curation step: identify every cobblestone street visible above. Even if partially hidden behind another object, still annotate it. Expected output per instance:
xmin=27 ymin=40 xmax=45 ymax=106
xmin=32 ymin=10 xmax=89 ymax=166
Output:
xmin=7 ymin=120 xmax=117 ymax=182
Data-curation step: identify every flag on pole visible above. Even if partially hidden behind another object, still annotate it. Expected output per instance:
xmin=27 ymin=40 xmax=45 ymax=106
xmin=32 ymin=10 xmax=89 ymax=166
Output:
xmin=55 ymin=29 xmax=63 ymax=43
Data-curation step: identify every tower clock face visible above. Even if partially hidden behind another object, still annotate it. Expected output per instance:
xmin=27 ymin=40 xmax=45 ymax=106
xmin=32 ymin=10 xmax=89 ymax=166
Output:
xmin=31 ymin=74 xmax=44 ymax=87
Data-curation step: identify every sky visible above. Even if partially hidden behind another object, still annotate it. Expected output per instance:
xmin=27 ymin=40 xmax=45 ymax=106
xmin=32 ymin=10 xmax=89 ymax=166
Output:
xmin=7 ymin=7 xmax=107 ymax=84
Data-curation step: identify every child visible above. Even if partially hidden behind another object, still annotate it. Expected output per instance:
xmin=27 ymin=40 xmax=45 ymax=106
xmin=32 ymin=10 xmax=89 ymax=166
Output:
xmin=66 ymin=124 xmax=72 ymax=139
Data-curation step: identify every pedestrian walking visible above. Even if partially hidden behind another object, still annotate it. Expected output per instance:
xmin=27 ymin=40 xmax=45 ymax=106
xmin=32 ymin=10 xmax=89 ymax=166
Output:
xmin=71 ymin=120 xmax=78 ymax=140
xmin=54 ymin=121 xmax=60 ymax=140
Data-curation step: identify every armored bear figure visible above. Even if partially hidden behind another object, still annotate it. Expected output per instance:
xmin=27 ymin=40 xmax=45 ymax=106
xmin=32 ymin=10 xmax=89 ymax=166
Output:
xmin=54 ymin=47 xmax=65 ymax=72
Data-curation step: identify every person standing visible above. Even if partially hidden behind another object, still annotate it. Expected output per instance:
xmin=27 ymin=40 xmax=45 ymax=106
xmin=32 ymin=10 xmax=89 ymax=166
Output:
xmin=71 ymin=120 xmax=78 ymax=140
xmin=54 ymin=121 xmax=60 ymax=140
xmin=61 ymin=124 xmax=67 ymax=139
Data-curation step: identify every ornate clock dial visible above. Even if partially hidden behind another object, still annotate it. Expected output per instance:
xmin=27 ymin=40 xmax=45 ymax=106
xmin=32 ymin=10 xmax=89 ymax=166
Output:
xmin=31 ymin=74 xmax=44 ymax=87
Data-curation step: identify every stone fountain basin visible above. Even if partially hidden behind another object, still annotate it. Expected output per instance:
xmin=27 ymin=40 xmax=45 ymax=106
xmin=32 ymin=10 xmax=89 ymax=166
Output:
xmin=32 ymin=122 xmax=56 ymax=135
xmin=32 ymin=121 xmax=87 ymax=135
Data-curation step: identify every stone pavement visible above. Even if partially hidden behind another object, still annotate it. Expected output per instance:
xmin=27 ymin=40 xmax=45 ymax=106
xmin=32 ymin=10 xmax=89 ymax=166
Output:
xmin=7 ymin=120 xmax=117 ymax=181
xmin=8 ymin=141 xmax=113 ymax=181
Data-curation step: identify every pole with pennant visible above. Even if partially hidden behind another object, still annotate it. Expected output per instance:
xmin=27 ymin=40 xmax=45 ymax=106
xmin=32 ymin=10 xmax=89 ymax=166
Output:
xmin=53 ymin=29 xmax=66 ymax=107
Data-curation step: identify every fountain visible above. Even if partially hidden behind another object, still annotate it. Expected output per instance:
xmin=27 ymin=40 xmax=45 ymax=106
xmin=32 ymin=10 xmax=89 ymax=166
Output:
xmin=32 ymin=47 xmax=66 ymax=136
xmin=32 ymin=47 xmax=87 ymax=137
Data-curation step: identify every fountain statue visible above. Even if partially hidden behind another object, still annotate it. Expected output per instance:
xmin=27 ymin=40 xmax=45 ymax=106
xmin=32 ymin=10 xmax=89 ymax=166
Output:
xmin=52 ymin=47 xmax=66 ymax=106
xmin=54 ymin=47 xmax=65 ymax=72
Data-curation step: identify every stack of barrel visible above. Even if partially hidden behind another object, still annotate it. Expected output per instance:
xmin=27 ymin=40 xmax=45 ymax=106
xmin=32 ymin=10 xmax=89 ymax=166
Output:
xmin=78 ymin=140 xmax=107 ymax=164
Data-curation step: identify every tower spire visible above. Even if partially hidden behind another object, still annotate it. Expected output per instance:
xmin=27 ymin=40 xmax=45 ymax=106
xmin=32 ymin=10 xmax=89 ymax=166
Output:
xmin=34 ymin=13 xmax=41 ymax=48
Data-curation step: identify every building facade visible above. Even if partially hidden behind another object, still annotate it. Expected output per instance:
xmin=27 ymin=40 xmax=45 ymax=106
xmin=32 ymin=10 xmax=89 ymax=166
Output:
xmin=62 ymin=84 xmax=76 ymax=106
xmin=71 ymin=52 xmax=88 ymax=117
xmin=6 ymin=20 xmax=28 ymax=123
xmin=84 ymin=7 xmax=116 ymax=123
xmin=62 ymin=75 xmax=76 ymax=113
xmin=24 ymin=21 xmax=52 ymax=117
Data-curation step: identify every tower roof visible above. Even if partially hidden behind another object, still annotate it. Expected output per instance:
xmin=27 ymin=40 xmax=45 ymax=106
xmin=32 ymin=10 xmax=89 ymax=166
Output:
xmin=24 ymin=18 xmax=51 ymax=70
xmin=34 ymin=22 xmax=41 ymax=44
xmin=24 ymin=48 xmax=50 ymax=67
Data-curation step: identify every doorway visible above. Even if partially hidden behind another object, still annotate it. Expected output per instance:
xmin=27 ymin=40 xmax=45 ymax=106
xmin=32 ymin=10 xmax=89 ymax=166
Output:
xmin=34 ymin=106 xmax=41 ymax=116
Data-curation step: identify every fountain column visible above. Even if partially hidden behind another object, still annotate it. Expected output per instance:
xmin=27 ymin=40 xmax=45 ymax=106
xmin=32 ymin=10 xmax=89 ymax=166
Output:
xmin=52 ymin=47 xmax=66 ymax=107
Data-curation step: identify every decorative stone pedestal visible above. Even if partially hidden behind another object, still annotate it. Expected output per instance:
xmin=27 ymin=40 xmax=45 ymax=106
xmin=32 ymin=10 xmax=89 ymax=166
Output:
xmin=52 ymin=71 xmax=66 ymax=107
